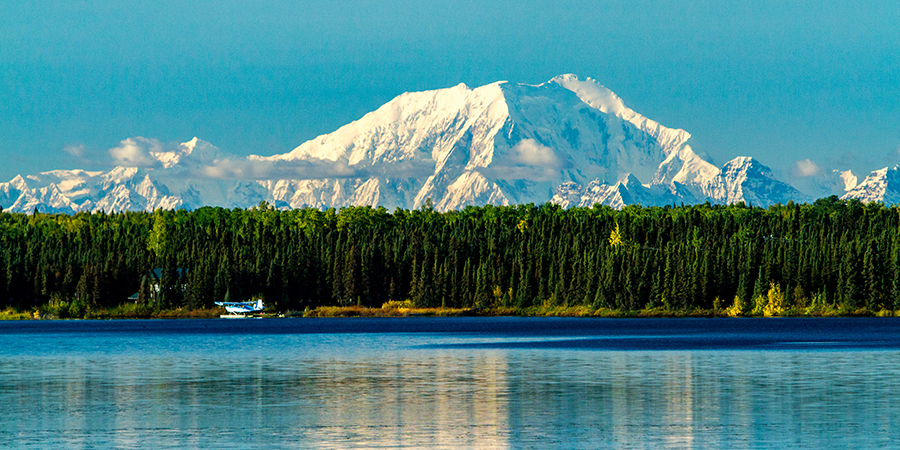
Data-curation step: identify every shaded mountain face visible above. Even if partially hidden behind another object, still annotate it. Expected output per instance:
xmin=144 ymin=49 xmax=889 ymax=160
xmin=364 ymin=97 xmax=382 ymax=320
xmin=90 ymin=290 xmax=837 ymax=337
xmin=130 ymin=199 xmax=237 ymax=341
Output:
xmin=1 ymin=75 xmax=816 ymax=213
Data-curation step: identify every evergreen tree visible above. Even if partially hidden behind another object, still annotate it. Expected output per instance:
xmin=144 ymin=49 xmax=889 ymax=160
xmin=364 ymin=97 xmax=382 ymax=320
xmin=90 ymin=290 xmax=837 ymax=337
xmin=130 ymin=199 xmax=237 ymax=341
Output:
xmin=138 ymin=274 xmax=150 ymax=305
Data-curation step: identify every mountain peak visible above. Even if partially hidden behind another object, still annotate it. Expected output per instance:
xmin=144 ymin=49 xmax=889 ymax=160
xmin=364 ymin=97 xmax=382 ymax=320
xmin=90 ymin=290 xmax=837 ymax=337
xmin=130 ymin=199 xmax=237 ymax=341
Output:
xmin=839 ymin=170 xmax=858 ymax=191
xmin=549 ymin=74 xmax=626 ymax=116
xmin=723 ymin=156 xmax=756 ymax=168
xmin=550 ymin=74 xmax=691 ymax=153
xmin=180 ymin=137 xmax=200 ymax=156
xmin=716 ymin=156 xmax=808 ymax=206
xmin=9 ymin=174 xmax=28 ymax=190
xmin=842 ymin=166 xmax=900 ymax=204
xmin=0 ymin=75 xmax=825 ymax=213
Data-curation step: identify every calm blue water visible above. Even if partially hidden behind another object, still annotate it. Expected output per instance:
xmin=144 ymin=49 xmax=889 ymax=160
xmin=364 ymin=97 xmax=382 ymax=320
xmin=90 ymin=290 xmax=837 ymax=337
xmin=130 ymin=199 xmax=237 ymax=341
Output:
xmin=1 ymin=317 xmax=899 ymax=449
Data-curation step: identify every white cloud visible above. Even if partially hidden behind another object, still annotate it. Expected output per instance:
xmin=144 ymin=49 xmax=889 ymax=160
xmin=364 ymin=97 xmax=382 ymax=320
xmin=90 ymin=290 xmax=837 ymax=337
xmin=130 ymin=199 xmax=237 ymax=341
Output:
xmin=481 ymin=139 xmax=566 ymax=181
xmin=509 ymin=139 xmax=561 ymax=167
xmin=108 ymin=137 xmax=162 ymax=167
xmin=795 ymin=159 xmax=821 ymax=177
xmin=62 ymin=144 xmax=86 ymax=158
xmin=98 ymin=136 xmax=434 ymax=181
xmin=198 ymin=158 xmax=361 ymax=180
xmin=197 ymin=151 xmax=437 ymax=181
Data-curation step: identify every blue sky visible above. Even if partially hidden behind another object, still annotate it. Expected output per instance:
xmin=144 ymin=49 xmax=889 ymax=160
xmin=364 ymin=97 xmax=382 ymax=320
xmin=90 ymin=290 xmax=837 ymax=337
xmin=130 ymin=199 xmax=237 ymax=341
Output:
xmin=2 ymin=0 xmax=898 ymax=186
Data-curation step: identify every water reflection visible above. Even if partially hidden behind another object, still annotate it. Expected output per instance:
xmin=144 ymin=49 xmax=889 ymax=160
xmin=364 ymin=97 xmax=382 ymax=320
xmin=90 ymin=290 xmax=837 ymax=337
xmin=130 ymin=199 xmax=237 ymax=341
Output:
xmin=1 ymin=321 xmax=900 ymax=448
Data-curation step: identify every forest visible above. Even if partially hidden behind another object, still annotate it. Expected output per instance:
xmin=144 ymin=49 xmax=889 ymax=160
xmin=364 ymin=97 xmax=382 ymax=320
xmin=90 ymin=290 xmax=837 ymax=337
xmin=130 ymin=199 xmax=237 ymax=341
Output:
xmin=1 ymin=196 xmax=899 ymax=318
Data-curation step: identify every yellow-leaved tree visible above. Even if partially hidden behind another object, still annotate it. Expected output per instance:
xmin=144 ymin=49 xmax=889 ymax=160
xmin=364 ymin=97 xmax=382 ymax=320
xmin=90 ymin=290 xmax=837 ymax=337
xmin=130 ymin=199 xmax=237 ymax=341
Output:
xmin=609 ymin=223 xmax=624 ymax=248
xmin=763 ymin=283 xmax=786 ymax=317
xmin=726 ymin=296 xmax=746 ymax=317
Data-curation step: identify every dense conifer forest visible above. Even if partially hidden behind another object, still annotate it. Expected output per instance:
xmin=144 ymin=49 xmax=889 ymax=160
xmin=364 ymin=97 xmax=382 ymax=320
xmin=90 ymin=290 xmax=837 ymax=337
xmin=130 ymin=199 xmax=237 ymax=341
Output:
xmin=2 ymin=196 xmax=899 ymax=318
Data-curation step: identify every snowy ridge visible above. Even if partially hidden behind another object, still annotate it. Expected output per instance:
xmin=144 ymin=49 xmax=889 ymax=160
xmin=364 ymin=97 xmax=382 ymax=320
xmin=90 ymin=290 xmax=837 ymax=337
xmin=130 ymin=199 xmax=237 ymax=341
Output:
xmin=0 ymin=74 xmax=845 ymax=213
xmin=712 ymin=157 xmax=809 ymax=206
xmin=551 ymin=175 xmax=683 ymax=210
xmin=552 ymin=155 xmax=806 ymax=210
xmin=550 ymin=74 xmax=691 ymax=153
xmin=842 ymin=167 xmax=900 ymax=204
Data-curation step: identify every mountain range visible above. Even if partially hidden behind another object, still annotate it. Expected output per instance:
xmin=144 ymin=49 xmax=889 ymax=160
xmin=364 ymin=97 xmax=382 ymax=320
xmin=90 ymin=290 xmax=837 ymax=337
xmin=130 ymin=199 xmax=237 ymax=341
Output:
xmin=1 ymin=75 xmax=895 ymax=213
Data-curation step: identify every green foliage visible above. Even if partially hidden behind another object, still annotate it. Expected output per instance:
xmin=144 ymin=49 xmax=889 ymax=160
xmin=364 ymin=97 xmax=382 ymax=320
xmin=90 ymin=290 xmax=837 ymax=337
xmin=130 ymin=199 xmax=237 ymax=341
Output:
xmin=0 ymin=199 xmax=899 ymax=317
xmin=107 ymin=302 xmax=154 ymax=318
xmin=67 ymin=298 xmax=87 ymax=318
xmin=751 ymin=294 xmax=767 ymax=316
xmin=147 ymin=210 xmax=170 ymax=260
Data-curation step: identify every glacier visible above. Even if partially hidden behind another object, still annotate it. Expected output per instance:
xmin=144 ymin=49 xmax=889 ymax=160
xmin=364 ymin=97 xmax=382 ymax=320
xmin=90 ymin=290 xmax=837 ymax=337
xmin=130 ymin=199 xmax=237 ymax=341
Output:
xmin=0 ymin=74 xmax=882 ymax=214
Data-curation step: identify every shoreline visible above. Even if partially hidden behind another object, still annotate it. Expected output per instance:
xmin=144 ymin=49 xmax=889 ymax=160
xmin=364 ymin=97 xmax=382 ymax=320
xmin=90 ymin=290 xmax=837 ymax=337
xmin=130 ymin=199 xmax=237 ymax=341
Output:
xmin=3 ymin=305 xmax=899 ymax=320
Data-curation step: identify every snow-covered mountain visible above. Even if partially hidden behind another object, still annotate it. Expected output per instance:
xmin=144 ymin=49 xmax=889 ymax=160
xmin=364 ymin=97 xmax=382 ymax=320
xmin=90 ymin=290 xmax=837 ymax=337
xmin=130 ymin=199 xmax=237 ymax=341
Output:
xmin=0 ymin=75 xmax=830 ymax=213
xmin=552 ymin=156 xmax=808 ymax=209
xmin=842 ymin=166 xmax=900 ymax=204
xmin=0 ymin=138 xmax=272 ymax=213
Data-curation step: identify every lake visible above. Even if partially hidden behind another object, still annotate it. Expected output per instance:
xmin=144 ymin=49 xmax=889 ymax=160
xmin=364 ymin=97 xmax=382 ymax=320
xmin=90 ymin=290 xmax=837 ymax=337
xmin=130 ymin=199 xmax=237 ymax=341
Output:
xmin=1 ymin=317 xmax=899 ymax=449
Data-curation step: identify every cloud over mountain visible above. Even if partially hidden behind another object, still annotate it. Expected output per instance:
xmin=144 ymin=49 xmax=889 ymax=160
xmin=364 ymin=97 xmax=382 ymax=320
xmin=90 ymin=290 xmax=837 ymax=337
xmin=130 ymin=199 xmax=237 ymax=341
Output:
xmin=199 ymin=157 xmax=360 ymax=181
xmin=108 ymin=137 xmax=165 ymax=168
xmin=795 ymin=159 xmax=821 ymax=177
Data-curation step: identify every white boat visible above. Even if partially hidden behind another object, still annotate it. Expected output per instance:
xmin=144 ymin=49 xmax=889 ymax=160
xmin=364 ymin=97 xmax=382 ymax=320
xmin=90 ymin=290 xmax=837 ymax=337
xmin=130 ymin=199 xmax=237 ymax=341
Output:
xmin=215 ymin=299 xmax=265 ymax=317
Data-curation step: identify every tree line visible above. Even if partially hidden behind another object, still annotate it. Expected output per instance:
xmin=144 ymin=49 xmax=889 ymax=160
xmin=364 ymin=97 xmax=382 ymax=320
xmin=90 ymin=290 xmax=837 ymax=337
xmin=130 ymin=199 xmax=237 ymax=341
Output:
xmin=1 ymin=196 xmax=899 ymax=314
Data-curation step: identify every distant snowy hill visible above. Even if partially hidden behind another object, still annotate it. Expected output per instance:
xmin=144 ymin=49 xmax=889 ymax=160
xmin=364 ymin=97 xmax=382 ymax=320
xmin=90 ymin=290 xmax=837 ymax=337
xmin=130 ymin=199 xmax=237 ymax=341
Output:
xmin=0 ymin=138 xmax=268 ymax=213
xmin=842 ymin=166 xmax=900 ymax=204
xmin=0 ymin=74 xmax=863 ymax=213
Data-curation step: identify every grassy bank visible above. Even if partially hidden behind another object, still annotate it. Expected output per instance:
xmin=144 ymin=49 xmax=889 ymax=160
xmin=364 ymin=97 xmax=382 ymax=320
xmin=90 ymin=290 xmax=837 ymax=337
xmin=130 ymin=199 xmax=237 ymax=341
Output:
xmin=0 ymin=304 xmax=226 ymax=320
xmin=299 ymin=304 xmax=900 ymax=318
xmin=299 ymin=305 xmax=477 ymax=318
